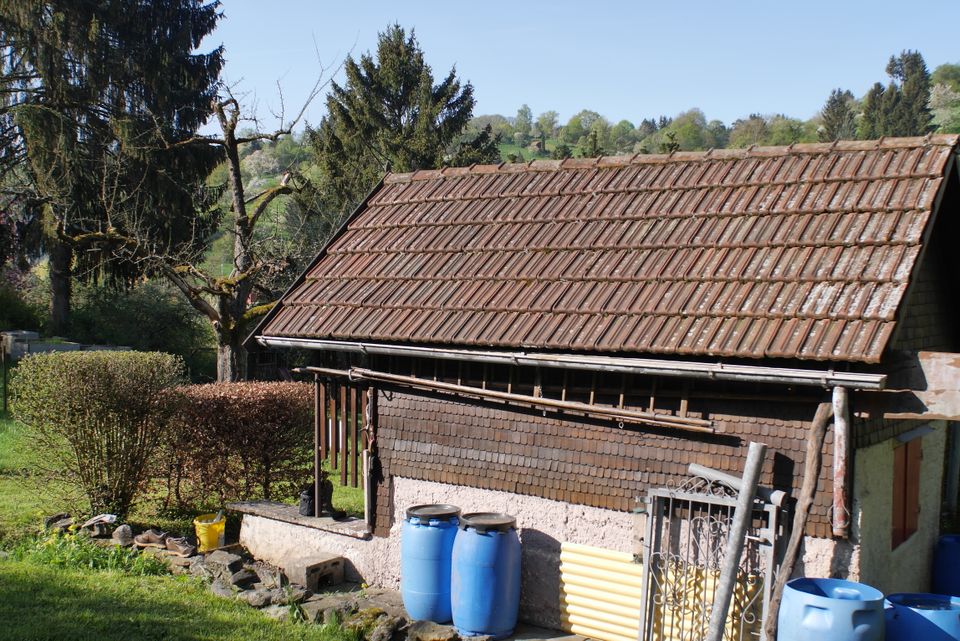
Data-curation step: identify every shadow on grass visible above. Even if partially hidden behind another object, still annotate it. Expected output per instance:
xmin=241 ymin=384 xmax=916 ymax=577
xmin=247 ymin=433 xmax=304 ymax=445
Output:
xmin=0 ymin=560 xmax=345 ymax=641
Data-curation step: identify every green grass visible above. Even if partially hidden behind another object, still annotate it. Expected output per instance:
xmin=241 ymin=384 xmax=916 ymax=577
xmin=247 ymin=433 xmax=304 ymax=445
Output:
xmin=0 ymin=559 xmax=356 ymax=641
xmin=0 ymin=411 xmax=360 ymax=641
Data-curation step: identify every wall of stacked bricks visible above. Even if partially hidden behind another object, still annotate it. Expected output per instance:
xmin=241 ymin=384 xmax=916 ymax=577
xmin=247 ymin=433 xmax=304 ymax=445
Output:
xmin=371 ymin=385 xmax=837 ymax=538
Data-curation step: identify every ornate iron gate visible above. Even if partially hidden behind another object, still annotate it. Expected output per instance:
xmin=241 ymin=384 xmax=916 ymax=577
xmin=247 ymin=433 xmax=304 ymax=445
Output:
xmin=638 ymin=476 xmax=784 ymax=641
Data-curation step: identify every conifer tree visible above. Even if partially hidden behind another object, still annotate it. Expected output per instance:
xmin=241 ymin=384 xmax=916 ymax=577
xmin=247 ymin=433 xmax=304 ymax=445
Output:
xmin=309 ymin=24 xmax=476 ymax=214
xmin=819 ymin=89 xmax=857 ymax=141
xmin=0 ymin=0 xmax=224 ymax=333
xmin=858 ymin=50 xmax=933 ymax=139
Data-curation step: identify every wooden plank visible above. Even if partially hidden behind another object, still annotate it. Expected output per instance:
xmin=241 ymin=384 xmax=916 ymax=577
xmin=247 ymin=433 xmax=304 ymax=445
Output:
xmin=350 ymin=385 xmax=359 ymax=488
xmin=314 ymin=377 xmax=322 ymax=518
xmin=318 ymin=380 xmax=327 ymax=460
xmin=360 ymin=386 xmax=368 ymax=490
xmin=892 ymin=442 xmax=906 ymax=548
xmin=329 ymin=381 xmax=338 ymax=470
xmin=905 ymin=438 xmax=922 ymax=539
xmin=340 ymin=383 xmax=348 ymax=485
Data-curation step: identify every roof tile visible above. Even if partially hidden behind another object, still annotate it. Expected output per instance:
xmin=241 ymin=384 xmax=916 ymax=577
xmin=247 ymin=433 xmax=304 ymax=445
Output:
xmin=262 ymin=136 xmax=959 ymax=362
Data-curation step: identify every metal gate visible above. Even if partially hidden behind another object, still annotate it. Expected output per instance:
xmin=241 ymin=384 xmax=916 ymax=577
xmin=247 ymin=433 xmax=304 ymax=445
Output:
xmin=638 ymin=475 xmax=784 ymax=641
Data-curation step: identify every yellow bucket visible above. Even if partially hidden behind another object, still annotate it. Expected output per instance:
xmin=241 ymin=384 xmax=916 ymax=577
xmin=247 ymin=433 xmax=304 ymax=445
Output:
xmin=193 ymin=513 xmax=226 ymax=552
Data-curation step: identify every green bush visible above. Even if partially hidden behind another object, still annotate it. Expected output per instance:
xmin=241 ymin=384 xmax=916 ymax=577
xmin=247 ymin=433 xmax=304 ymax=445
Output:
xmin=12 ymin=351 xmax=185 ymax=517
xmin=0 ymin=280 xmax=43 ymax=331
xmin=71 ymin=280 xmax=216 ymax=381
xmin=160 ymin=382 xmax=312 ymax=509
xmin=12 ymin=530 xmax=169 ymax=575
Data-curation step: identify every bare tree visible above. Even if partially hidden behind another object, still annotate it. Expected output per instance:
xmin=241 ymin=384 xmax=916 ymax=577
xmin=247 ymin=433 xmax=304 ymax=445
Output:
xmin=72 ymin=72 xmax=340 ymax=382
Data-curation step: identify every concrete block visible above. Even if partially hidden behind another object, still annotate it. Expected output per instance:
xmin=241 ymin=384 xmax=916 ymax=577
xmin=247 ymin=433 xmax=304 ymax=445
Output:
xmin=282 ymin=553 xmax=345 ymax=591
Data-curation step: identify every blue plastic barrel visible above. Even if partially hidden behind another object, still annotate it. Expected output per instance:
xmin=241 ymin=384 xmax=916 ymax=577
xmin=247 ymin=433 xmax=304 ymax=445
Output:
xmin=401 ymin=504 xmax=461 ymax=623
xmin=933 ymin=535 xmax=960 ymax=596
xmin=451 ymin=513 xmax=521 ymax=640
xmin=778 ymin=577 xmax=885 ymax=641
xmin=886 ymin=593 xmax=960 ymax=641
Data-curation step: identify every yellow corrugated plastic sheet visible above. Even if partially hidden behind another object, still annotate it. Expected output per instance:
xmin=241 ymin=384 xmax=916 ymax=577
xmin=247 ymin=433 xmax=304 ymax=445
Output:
xmin=558 ymin=542 xmax=642 ymax=641
xmin=558 ymin=542 xmax=761 ymax=641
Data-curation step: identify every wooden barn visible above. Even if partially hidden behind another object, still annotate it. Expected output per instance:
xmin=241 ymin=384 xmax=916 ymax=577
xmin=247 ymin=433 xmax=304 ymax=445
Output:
xmin=242 ymin=135 xmax=960 ymax=640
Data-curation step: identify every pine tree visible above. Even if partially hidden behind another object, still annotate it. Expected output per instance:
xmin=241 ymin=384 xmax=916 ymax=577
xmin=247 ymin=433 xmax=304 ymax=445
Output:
xmin=858 ymin=50 xmax=933 ymax=139
xmin=309 ymin=25 xmax=476 ymax=213
xmin=1 ymin=0 xmax=224 ymax=333
xmin=819 ymin=89 xmax=857 ymax=141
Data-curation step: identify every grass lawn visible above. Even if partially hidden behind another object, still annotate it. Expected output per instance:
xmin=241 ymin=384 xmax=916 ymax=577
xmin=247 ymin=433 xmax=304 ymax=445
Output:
xmin=0 ymin=410 xmax=368 ymax=640
xmin=0 ymin=559 xmax=354 ymax=641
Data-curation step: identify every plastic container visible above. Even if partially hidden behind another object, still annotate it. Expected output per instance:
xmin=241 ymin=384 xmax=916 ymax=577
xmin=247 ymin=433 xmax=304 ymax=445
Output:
xmin=451 ymin=513 xmax=521 ymax=640
xmin=193 ymin=512 xmax=225 ymax=552
xmin=933 ymin=535 xmax=960 ymax=596
xmin=886 ymin=593 xmax=960 ymax=641
xmin=778 ymin=577 xmax=884 ymax=641
xmin=401 ymin=504 xmax=461 ymax=623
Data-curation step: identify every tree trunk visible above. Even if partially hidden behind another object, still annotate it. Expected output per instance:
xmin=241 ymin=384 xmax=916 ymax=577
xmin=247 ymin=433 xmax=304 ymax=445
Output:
xmin=49 ymin=239 xmax=73 ymax=336
xmin=216 ymin=330 xmax=247 ymax=382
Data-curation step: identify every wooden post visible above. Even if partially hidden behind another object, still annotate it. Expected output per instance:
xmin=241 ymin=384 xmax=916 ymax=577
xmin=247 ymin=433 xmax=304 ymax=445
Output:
xmin=318 ymin=380 xmax=327 ymax=459
xmin=764 ymin=401 xmax=834 ymax=641
xmin=832 ymin=386 xmax=850 ymax=538
xmin=706 ymin=441 xmax=767 ymax=641
xmin=350 ymin=385 xmax=358 ymax=488
xmin=329 ymin=381 xmax=338 ymax=470
xmin=340 ymin=383 xmax=348 ymax=486
xmin=314 ymin=376 xmax=321 ymax=517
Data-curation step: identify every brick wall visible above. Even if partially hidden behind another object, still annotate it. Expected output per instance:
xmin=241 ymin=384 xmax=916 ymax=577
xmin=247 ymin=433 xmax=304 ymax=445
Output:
xmin=371 ymin=386 xmax=837 ymax=538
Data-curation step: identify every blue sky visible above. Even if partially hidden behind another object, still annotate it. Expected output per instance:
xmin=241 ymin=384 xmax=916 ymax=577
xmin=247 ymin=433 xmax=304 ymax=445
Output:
xmin=207 ymin=0 xmax=960 ymax=132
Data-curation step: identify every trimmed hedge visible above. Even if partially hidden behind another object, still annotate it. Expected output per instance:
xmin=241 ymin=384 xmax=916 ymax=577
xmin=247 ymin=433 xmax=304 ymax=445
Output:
xmin=12 ymin=351 xmax=185 ymax=517
xmin=160 ymin=382 xmax=312 ymax=508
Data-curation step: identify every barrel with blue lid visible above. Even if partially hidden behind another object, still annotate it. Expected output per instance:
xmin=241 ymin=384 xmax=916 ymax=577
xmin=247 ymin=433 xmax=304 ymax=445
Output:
xmin=451 ymin=512 xmax=521 ymax=640
xmin=401 ymin=504 xmax=461 ymax=623
xmin=778 ymin=577 xmax=884 ymax=641
xmin=933 ymin=535 xmax=960 ymax=596
xmin=886 ymin=593 xmax=960 ymax=641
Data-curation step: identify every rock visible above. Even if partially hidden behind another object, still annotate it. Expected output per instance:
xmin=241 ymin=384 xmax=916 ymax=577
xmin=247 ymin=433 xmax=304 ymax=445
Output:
xmin=210 ymin=579 xmax=235 ymax=598
xmin=189 ymin=556 xmax=213 ymax=580
xmin=229 ymin=569 xmax=258 ymax=589
xmin=44 ymin=513 xmax=73 ymax=533
xmin=300 ymin=595 xmax=357 ymax=623
xmin=111 ymin=524 xmax=134 ymax=547
xmin=165 ymin=554 xmax=194 ymax=569
xmin=0 ymin=550 xmax=9 ymax=560
xmin=407 ymin=620 xmax=460 ymax=641
xmin=369 ymin=615 xmax=405 ymax=641
xmin=261 ymin=604 xmax=289 ymax=622
xmin=204 ymin=550 xmax=243 ymax=580
xmin=242 ymin=586 xmax=274 ymax=608
xmin=357 ymin=587 xmax=408 ymax=619
xmin=269 ymin=584 xmax=310 ymax=606
xmin=251 ymin=562 xmax=284 ymax=589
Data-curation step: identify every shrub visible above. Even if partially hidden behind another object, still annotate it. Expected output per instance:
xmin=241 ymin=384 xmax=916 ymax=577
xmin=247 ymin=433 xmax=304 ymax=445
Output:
xmin=12 ymin=530 xmax=169 ymax=575
xmin=12 ymin=351 xmax=185 ymax=517
xmin=161 ymin=382 xmax=312 ymax=508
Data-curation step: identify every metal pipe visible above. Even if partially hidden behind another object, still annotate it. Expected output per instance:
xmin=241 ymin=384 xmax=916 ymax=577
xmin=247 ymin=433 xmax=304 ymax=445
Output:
xmin=706 ymin=441 xmax=767 ymax=641
xmin=261 ymin=336 xmax=886 ymax=390
xmin=832 ymin=386 xmax=850 ymax=538
xmin=295 ymin=365 xmax=715 ymax=433
xmin=687 ymin=463 xmax=787 ymax=507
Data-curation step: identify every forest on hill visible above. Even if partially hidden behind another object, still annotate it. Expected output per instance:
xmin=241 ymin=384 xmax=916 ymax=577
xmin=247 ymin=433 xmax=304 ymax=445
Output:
xmin=471 ymin=52 xmax=960 ymax=162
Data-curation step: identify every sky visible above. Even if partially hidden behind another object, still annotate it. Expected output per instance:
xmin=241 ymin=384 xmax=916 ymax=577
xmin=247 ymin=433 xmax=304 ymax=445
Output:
xmin=205 ymin=0 xmax=960 ymax=133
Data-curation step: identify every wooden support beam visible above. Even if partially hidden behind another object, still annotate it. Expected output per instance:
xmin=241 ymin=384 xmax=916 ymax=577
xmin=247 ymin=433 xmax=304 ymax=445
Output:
xmin=314 ymin=376 xmax=322 ymax=518
xmin=765 ymin=401 xmax=834 ymax=641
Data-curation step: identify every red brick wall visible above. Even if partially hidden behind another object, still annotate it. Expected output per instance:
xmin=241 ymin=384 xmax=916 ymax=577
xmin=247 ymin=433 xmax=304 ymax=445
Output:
xmin=371 ymin=387 xmax=837 ymax=538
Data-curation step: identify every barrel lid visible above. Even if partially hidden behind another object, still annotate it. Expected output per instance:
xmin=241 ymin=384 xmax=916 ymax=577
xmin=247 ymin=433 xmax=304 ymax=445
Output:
xmin=459 ymin=512 xmax=516 ymax=533
xmin=405 ymin=504 xmax=461 ymax=521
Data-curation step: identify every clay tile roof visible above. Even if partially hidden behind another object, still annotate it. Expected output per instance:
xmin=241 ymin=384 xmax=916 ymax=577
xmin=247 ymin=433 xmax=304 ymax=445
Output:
xmin=259 ymin=135 xmax=959 ymax=363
